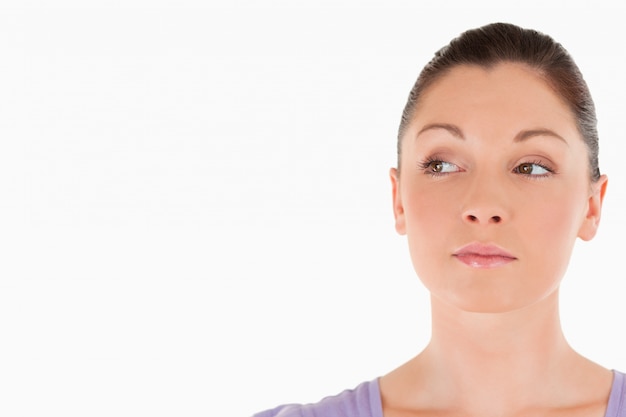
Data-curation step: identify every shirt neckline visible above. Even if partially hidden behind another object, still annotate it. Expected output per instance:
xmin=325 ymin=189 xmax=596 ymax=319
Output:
xmin=371 ymin=369 xmax=625 ymax=417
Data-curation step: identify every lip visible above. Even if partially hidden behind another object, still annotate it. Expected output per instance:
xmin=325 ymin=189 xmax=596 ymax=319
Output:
xmin=453 ymin=242 xmax=517 ymax=269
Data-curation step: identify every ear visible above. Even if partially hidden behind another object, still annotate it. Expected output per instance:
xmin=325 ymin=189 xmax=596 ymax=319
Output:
xmin=390 ymin=167 xmax=406 ymax=235
xmin=578 ymin=174 xmax=608 ymax=241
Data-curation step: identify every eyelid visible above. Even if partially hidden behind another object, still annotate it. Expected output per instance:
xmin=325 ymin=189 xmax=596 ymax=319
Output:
xmin=515 ymin=152 xmax=558 ymax=169
xmin=418 ymin=156 xmax=463 ymax=176
xmin=513 ymin=160 xmax=556 ymax=177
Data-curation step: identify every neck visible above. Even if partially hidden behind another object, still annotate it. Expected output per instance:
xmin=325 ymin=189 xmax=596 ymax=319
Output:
xmin=382 ymin=290 xmax=611 ymax=416
xmin=425 ymin=291 xmax=572 ymax=397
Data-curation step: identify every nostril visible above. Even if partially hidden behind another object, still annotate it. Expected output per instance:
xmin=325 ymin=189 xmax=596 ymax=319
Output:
xmin=464 ymin=214 xmax=503 ymax=224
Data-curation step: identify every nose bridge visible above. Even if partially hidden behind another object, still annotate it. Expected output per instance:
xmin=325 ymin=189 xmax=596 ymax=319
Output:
xmin=461 ymin=167 xmax=509 ymax=225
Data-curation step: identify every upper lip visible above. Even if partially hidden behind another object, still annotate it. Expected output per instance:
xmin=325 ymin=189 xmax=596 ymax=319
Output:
xmin=453 ymin=242 xmax=516 ymax=259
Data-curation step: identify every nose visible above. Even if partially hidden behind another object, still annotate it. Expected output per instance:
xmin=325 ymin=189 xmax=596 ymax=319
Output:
xmin=460 ymin=177 xmax=509 ymax=226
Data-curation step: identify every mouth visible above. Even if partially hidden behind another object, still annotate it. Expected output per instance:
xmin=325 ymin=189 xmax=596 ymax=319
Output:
xmin=452 ymin=242 xmax=517 ymax=269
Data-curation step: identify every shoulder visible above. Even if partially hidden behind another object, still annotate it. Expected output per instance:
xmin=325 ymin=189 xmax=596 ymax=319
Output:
xmin=252 ymin=379 xmax=381 ymax=417
xmin=607 ymin=370 xmax=626 ymax=417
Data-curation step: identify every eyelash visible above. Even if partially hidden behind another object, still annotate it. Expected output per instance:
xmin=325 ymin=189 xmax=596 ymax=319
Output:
xmin=417 ymin=156 xmax=459 ymax=177
xmin=417 ymin=157 xmax=556 ymax=178
xmin=513 ymin=160 xmax=556 ymax=178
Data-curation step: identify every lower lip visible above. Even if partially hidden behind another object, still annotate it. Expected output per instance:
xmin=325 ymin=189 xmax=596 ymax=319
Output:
xmin=453 ymin=254 xmax=516 ymax=268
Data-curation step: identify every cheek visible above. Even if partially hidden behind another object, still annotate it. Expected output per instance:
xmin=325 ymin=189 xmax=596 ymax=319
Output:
xmin=543 ymin=180 xmax=587 ymax=227
xmin=520 ymin=188 xmax=586 ymax=258
xmin=403 ymin=182 xmax=456 ymax=233
xmin=401 ymin=183 xmax=459 ymax=267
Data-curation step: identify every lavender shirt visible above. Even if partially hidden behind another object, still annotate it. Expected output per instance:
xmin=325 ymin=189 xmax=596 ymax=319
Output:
xmin=255 ymin=370 xmax=626 ymax=417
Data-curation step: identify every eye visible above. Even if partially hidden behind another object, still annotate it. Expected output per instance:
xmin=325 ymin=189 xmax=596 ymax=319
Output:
xmin=419 ymin=159 xmax=461 ymax=175
xmin=514 ymin=162 xmax=552 ymax=176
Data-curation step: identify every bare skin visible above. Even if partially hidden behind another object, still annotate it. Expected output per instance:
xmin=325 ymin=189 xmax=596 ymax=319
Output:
xmin=383 ymin=63 xmax=610 ymax=417
xmin=379 ymin=292 xmax=612 ymax=417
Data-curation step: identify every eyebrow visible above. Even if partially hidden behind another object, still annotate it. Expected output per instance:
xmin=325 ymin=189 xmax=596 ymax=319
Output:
xmin=416 ymin=123 xmax=568 ymax=145
xmin=416 ymin=123 xmax=464 ymax=140
xmin=513 ymin=129 xmax=568 ymax=145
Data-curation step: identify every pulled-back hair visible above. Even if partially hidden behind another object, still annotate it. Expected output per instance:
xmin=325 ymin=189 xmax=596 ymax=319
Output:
xmin=397 ymin=22 xmax=601 ymax=181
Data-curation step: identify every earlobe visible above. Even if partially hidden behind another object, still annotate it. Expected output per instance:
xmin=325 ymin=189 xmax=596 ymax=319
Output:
xmin=390 ymin=167 xmax=406 ymax=235
xmin=578 ymin=174 xmax=608 ymax=241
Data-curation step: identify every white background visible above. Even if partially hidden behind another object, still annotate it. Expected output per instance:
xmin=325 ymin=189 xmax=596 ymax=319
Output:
xmin=1 ymin=1 xmax=625 ymax=416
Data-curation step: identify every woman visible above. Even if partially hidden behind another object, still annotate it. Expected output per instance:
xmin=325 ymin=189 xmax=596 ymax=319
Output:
xmin=254 ymin=22 xmax=622 ymax=417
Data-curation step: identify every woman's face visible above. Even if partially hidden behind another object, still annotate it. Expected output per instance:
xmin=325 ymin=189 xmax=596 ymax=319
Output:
xmin=391 ymin=63 xmax=607 ymax=313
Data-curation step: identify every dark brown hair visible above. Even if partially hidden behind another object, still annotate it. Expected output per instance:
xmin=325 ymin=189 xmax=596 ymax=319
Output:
xmin=397 ymin=22 xmax=601 ymax=181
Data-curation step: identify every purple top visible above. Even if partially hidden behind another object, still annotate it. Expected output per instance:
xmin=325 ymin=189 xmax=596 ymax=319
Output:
xmin=255 ymin=370 xmax=626 ymax=417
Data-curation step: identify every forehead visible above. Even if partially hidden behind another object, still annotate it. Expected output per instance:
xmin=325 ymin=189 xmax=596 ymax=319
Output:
xmin=410 ymin=62 xmax=579 ymax=140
